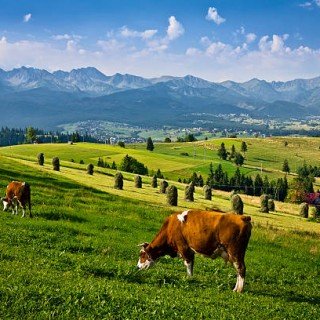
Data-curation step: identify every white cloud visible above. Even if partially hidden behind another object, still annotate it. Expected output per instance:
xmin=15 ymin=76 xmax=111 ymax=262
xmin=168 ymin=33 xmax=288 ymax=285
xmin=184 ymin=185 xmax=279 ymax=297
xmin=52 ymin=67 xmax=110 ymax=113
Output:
xmin=120 ymin=26 xmax=158 ymax=40
xmin=206 ymin=7 xmax=226 ymax=25
xmin=166 ymin=16 xmax=184 ymax=40
xmin=315 ymin=0 xmax=320 ymax=6
xmin=246 ymin=33 xmax=257 ymax=44
xmin=1 ymin=32 xmax=320 ymax=82
xmin=23 ymin=13 xmax=32 ymax=23
xmin=258 ymin=34 xmax=290 ymax=53
xmin=52 ymin=34 xmax=72 ymax=41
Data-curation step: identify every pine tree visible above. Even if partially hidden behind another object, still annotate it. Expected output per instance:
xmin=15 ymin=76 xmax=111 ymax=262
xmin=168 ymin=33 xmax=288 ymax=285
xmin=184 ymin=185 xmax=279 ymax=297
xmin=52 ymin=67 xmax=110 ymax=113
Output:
xmin=217 ymin=143 xmax=227 ymax=160
xmin=241 ymin=141 xmax=248 ymax=155
xmin=146 ymin=137 xmax=154 ymax=151
xmin=282 ymin=159 xmax=290 ymax=173
xmin=234 ymin=153 xmax=244 ymax=166
xmin=229 ymin=144 xmax=236 ymax=159
xmin=26 ymin=127 xmax=36 ymax=144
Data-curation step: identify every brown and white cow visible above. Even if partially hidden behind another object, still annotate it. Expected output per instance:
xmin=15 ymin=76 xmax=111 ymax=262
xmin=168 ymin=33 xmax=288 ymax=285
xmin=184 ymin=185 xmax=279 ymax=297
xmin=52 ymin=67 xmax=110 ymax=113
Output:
xmin=137 ymin=209 xmax=252 ymax=292
xmin=2 ymin=181 xmax=32 ymax=218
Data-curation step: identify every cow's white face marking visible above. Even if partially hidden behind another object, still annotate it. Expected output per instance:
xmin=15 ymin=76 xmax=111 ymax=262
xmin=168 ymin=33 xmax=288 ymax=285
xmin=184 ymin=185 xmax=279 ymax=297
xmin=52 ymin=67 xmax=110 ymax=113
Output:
xmin=177 ymin=210 xmax=189 ymax=222
xmin=137 ymin=249 xmax=154 ymax=270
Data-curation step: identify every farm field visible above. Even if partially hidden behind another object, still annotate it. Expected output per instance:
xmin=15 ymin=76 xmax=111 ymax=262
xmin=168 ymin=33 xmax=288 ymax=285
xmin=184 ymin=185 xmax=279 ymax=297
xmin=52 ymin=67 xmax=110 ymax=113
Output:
xmin=0 ymin=141 xmax=319 ymax=318
xmin=2 ymin=136 xmax=320 ymax=185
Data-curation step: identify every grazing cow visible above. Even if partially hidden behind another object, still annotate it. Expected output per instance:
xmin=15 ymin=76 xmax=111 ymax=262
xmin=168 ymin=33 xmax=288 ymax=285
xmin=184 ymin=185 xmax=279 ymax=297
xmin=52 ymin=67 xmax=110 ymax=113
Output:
xmin=137 ymin=209 xmax=252 ymax=292
xmin=2 ymin=181 xmax=32 ymax=218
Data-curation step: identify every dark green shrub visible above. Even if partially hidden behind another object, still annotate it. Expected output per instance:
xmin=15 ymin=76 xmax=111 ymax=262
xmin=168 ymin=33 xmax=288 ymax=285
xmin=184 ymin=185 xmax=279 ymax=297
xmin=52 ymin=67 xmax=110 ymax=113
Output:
xmin=80 ymin=160 xmax=84 ymax=164
xmin=119 ymin=155 xmax=148 ymax=175
xmin=268 ymin=199 xmax=275 ymax=212
xmin=160 ymin=180 xmax=168 ymax=194
xmin=167 ymin=185 xmax=178 ymax=206
xmin=151 ymin=175 xmax=157 ymax=188
xmin=231 ymin=194 xmax=243 ymax=215
xmin=185 ymin=183 xmax=194 ymax=202
xmin=37 ymin=153 xmax=44 ymax=166
xmin=87 ymin=163 xmax=94 ymax=175
xmin=114 ymin=172 xmax=124 ymax=190
xmin=203 ymin=185 xmax=212 ymax=200
xmin=52 ymin=157 xmax=60 ymax=171
xmin=260 ymin=194 xmax=269 ymax=213
xmin=299 ymin=202 xmax=309 ymax=218
xmin=134 ymin=175 xmax=142 ymax=188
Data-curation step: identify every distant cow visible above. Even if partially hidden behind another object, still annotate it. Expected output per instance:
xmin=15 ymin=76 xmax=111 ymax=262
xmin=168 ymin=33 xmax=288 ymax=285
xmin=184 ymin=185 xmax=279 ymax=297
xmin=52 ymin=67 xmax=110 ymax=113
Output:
xmin=137 ymin=210 xmax=252 ymax=292
xmin=2 ymin=181 xmax=32 ymax=218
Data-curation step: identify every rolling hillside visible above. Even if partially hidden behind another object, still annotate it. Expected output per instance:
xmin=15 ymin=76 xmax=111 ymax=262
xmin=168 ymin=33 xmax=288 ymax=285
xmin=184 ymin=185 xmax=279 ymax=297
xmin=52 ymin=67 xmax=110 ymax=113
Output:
xmin=0 ymin=141 xmax=319 ymax=318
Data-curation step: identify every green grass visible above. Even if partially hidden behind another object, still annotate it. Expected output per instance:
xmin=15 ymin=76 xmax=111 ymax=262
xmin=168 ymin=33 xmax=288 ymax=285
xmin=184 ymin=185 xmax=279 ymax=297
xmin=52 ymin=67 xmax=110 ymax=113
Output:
xmin=0 ymin=147 xmax=319 ymax=318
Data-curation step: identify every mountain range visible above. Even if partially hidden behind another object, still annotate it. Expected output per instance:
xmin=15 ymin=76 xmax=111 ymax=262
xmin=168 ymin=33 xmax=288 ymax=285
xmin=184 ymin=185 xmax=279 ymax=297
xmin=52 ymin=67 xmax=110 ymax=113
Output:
xmin=0 ymin=66 xmax=319 ymax=129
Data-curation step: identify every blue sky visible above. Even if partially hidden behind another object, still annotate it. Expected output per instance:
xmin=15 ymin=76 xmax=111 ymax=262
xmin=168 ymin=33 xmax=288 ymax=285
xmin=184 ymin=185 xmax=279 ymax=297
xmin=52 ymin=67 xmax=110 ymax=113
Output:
xmin=0 ymin=0 xmax=319 ymax=81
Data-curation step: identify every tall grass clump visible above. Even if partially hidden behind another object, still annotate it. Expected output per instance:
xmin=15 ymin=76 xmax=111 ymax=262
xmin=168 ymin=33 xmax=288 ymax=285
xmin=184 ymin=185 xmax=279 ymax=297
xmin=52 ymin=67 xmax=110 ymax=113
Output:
xmin=203 ymin=185 xmax=212 ymax=200
xmin=37 ymin=153 xmax=44 ymax=166
xmin=167 ymin=185 xmax=178 ymax=206
xmin=231 ymin=194 xmax=243 ymax=215
xmin=114 ymin=172 xmax=124 ymax=190
xmin=52 ymin=157 xmax=60 ymax=171
xmin=160 ymin=180 xmax=168 ymax=194
xmin=260 ymin=194 xmax=269 ymax=213
xmin=134 ymin=175 xmax=142 ymax=188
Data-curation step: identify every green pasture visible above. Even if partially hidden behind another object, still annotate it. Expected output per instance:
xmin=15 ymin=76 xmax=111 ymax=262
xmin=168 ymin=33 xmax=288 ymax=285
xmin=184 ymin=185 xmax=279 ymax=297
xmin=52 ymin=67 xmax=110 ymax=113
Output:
xmin=0 ymin=150 xmax=319 ymax=319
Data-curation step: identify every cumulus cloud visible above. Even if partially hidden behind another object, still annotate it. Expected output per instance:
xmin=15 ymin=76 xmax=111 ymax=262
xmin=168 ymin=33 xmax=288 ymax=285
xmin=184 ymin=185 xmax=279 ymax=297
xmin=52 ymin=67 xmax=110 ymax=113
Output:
xmin=246 ymin=33 xmax=257 ymax=44
xmin=120 ymin=26 xmax=158 ymax=40
xmin=206 ymin=7 xmax=226 ymax=25
xmin=166 ymin=16 xmax=184 ymax=40
xmin=23 ymin=13 xmax=32 ymax=23
xmin=1 ymin=30 xmax=320 ymax=82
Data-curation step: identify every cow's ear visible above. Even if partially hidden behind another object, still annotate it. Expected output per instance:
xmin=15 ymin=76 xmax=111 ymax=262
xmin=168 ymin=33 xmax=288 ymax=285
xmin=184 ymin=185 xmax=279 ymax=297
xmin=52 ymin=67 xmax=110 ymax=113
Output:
xmin=137 ymin=242 xmax=149 ymax=249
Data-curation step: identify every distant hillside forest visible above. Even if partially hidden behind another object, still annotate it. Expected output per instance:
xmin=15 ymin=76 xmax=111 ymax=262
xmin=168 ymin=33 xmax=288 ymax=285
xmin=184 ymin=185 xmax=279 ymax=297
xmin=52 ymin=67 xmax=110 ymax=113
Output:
xmin=0 ymin=127 xmax=99 ymax=146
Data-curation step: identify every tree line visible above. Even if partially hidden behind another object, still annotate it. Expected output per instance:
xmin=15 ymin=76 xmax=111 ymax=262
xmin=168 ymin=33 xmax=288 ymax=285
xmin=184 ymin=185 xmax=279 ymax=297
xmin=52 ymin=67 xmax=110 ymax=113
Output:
xmin=0 ymin=127 xmax=99 ymax=146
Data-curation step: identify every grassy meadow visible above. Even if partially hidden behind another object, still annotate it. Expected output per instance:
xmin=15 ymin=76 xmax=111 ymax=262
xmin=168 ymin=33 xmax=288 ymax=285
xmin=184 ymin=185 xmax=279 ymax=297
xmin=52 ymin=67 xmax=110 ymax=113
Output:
xmin=0 ymin=138 xmax=319 ymax=319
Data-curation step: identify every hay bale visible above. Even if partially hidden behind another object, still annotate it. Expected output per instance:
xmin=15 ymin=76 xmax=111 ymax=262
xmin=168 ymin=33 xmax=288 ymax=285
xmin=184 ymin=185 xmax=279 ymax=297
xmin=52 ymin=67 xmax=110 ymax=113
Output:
xmin=167 ymin=185 xmax=178 ymax=206
xmin=231 ymin=194 xmax=243 ymax=215
xmin=260 ymin=194 xmax=269 ymax=213
xmin=151 ymin=175 xmax=157 ymax=188
xmin=37 ymin=153 xmax=44 ymax=166
xmin=134 ymin=175 xmax=142 ymax=188
xmin=203 ymin=185 xmax=212 ymax=200
xmin=160 ymin=180 xmax=168 ymax=194
xmin=185 ymin=183 xmax=194 ymax=202
xmin=299 ymin=202 xmax=309 ymax=218
xmin=268 ymin=199 xmax=275 ymax=212
xmin=87 ymin=163 xmax=94 ymax=175
xmin=52 ymin=157 xmax=60 ymax=171
xmin=114 ymin=172 xmax=124 ymax=190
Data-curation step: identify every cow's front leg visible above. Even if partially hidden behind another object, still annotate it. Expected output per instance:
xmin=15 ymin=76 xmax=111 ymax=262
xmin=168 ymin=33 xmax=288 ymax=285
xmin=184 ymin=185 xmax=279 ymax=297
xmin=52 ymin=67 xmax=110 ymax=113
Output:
xmin=184 ymin=259 xmax=194 ymax=276
xmin=181 ymin=248 xmax=194 ymax=276
xmin=21 ymin=208 xmax=25 ymax=218
xmin=233 ymin=261 xmax=246 ymax=293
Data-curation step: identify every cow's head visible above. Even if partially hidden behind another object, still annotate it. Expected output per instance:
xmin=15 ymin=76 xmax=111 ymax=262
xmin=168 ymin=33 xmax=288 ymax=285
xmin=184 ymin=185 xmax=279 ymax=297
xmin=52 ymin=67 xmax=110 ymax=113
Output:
xmin=137 ymin=242 xmax=155 ymax=270
xmin=2 ymin=197 xmax=11 ymax=211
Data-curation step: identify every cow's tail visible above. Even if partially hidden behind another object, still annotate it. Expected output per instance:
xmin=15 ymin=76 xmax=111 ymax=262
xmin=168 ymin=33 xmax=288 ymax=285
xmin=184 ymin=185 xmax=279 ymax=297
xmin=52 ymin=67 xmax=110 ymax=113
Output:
xmin=24 ymin=183 xmax=32 ymax=218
